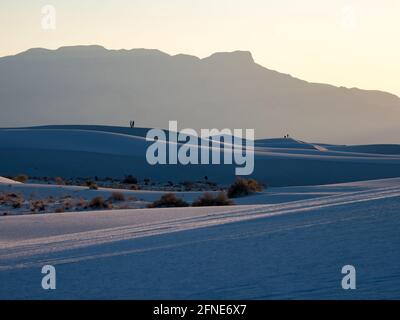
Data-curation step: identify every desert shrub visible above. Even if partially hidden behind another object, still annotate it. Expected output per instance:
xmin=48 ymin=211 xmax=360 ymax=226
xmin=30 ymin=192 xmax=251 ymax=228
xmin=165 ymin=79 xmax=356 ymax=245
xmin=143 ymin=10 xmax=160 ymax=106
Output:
xmin=86 ymin=180 xmax=98 ymax=190
xmin=0 ymin=193 xmax=8 ymax=204
xmin=13 ymin=174 xmax=28 ymax=183
xmin=76 ymin=198 xmax=88 ymax=209
xmin=227 ymin=178 xmax=264 ymax=198
xmin=63 ymin=198 xmax=73 ymax=210
xmin=88 ymin=196 xmax=108 ymax=209
xmin=1 ymin=192 xmax=24 ymax=208
xmin=12 ymin=200 xmax=22 ymax=209
xmin=182 ymin=181 xmax=194 ymax=191
xmin=192 ymin=192 xmax=233 ymax=207
xmin=30 ymin=200 xmax=46 ymax=212
xmin=54 ymin=177 xmax=65 ymax=185
xmin=55 ymin=207 xmax=65 ymax=213
xmin=111 ymin=191 xmax=125 ymax=202
xmin=148 ymin=193 xmax=189 ymax=208
xmin=123 ymin=175 xmax=138 ymax=184
xmin=129 ymin=184 xmax=139 ymax=190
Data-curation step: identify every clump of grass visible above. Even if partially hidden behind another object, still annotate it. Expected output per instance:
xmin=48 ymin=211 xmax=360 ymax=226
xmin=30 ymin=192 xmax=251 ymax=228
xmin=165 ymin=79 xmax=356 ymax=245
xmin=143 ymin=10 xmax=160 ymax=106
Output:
xmin=123 ymin=175 xmax=138 ymax=184
xmin=0 ymin=192 xmax=24 ymax=208
xmin=148 ymin=193 xmax=189 ymax=208
xmin=55 ymin=207 xmax=65 ymax=213
xmin=54 ymin=177 xmax=65 ymax=185
xmin=192 ymin=192 xmax=233 ymax=207
xmin=13 ymin=174 xmax=28 ymax=183
xmin=0 ymin=193 xmax=11 ymax=204
xmin=63 ymin=198 xmax=73 ymax=210
xmin=182 ymin=181 xmax=194 ymax=191
xmin=12 ymin=200 xmax=23 ymax=209
xmin=88 ymin=196 xmax=111 ymax=209
xmin=227 ymin=178 xmax=264 ymax=198
xmin=111 ymin=191 xmax=125 ymax=202
xmin=86 ymin=180 xmax=98 ymax=190
xmin=30 ymin=200 xmax=46 ymax=213
xmin=77 ymin=198 xmax=88 ymax=209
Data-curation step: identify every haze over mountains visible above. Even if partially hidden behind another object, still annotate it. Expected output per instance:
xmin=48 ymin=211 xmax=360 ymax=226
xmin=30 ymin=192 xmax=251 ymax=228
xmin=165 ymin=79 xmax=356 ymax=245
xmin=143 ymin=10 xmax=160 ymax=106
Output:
xmin=1 ymin=45 xmax=399 ymax=144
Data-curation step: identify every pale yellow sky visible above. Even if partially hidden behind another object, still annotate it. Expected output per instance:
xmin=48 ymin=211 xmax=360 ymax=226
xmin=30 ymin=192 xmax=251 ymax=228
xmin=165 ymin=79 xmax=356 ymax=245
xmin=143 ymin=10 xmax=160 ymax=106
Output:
xmin=1 ymin=0 xmax=399 ymax=96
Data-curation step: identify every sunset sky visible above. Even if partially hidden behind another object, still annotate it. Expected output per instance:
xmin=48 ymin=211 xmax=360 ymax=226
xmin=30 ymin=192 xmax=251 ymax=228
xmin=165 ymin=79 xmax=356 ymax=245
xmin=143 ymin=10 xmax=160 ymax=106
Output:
xmin=2 ymin=0 xmax=399 ymax=96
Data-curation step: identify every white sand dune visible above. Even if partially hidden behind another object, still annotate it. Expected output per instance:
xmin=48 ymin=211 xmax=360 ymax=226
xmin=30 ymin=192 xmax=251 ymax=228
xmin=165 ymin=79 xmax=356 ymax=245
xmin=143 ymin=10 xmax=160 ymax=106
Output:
xmin=17 ymin=124 xmax=152 ymax=138
xmin=0 ymin=176 xmax=19 ymax=184
xmin=329 ymin=144 xmax=400 ymax=155
xmin=1 ymin=125 xmax=400 ymax=186
xmin=0 ymin=177 xmax=399 ymax=299
xmin=255 ymin=137 xmax=319 ymax=150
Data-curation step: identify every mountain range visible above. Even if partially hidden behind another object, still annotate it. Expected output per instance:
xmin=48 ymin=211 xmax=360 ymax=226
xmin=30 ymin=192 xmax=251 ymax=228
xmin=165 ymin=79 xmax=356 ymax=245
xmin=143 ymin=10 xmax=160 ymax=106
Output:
xmin=1 ymin=45 xmax=399 ymax=144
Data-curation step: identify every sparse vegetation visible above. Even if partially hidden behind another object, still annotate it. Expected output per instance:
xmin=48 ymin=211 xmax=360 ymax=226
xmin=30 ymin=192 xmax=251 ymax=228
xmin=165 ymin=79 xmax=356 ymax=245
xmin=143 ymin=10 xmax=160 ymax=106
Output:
xmin=77 ymin=198 xmax=88 ymax=208
xmin=0 ymin=192 xmax=24 ymax=208
xmin=30 ymin=200 xmax=46 ymax=213
xmin=192 ymin=192 xmax=233 ymax=207
xmin=0 ymin=186 xmax=140 ymax=215
xmin=88 ymin=196 xmax=109 ymax=209
xmin=0 ymin=175 xmax=230 ymax=215
xmin=86 ymin=180 xmax=99 ymax=190
xmin=54 ymin=177 xmax=65 ymax=185
xmin=12 ymin=200 xmax=22 ymax=209
xmin=13 ymin=174 xmax=28 ymax=183
xmin=182 ymin=181 xmax=194 ymax=191
xmin=111 ymin=191 xmax=125 ymax=202
xmin=148 ymin=193 xmax=189 ymax=208
xmin=63 ymin=198 xmax=73 ymax=210
xmin=123 ymin=175 xmax=138 ymax=184
xmin=227 ymin=178 xmax=264 ymax=198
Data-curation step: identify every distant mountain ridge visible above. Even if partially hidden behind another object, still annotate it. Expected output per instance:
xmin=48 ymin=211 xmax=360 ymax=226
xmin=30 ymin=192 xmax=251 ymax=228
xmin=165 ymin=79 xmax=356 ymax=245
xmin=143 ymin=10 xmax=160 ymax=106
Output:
xmin=1 ymin=45 xmax=399 ymax=144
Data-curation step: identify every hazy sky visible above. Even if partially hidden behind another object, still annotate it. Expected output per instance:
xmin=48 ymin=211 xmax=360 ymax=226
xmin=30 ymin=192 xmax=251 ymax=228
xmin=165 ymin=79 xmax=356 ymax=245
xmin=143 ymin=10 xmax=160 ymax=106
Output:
xmin=2 ymin=0 xmax=399 ymax=96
